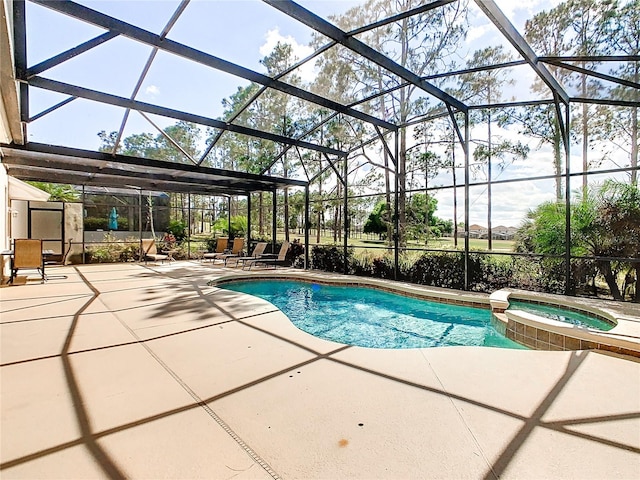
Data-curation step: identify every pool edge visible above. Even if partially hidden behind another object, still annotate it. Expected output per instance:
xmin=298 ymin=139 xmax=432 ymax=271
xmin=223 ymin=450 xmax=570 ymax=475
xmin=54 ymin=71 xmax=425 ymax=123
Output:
xmin=209 ymin=270 xmax=492 ymax=310
xmin=210 ymin=271 xmax=640 ymax=359
xmin=490 ymin=289 xmax=640 ymax=358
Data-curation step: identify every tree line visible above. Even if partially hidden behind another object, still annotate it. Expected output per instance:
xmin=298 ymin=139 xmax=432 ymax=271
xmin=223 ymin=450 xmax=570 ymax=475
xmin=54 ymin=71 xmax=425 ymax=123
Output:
xmin=93 ymin=0 xmax=638 ymax=299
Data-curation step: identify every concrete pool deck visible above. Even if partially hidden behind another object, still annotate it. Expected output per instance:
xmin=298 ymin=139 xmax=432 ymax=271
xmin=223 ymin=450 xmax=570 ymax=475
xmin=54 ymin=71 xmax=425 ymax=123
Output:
xmin=1 ymin=261 xmax=639 ymax=479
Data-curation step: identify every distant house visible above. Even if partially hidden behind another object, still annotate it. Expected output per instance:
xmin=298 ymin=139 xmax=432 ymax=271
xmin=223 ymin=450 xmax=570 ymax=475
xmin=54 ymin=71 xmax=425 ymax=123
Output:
xmin=504 ymin=226 xmax=518 ymax=240
xmin=468 ymin=224 xmax=488 ymax=239
xmin=492 ymin=225 xmax=516 ymax=240
xmin=462 ymin=224 xmax=517 ymax=240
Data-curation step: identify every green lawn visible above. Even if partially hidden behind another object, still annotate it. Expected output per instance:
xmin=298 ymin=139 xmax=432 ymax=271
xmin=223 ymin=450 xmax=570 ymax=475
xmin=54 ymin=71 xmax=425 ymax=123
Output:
xmin=279 ymin=233 xmax=515 ymax=253
xmin=189 ymin=232 xmax=515 ymax=254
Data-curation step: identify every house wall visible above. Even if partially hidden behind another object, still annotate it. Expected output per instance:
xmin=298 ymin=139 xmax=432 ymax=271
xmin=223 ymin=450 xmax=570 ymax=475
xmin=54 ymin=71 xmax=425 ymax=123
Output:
xmin=1 ymin=0 xmax=22 ymax=146
xmin=1 ymin=0 xmax=20 ymax=279
xmin=10 ymin=199 xmax=28 ymax=238
xmin=64 ymin=202 xmax=84 ymax=264
xmin=0 ymin=168 xmax=8 ymax=279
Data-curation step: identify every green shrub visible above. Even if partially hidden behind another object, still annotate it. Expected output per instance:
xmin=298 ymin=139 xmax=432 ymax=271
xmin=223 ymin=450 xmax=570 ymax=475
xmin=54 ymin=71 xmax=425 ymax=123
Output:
xmin=118 ymin=243 xmax=140 ymax=262
xmin=351 ymin=251 xmax=377 ymax=277
xmin=84 ymin=216 xmax=129 ymax=231
xmin=162 ymin=242 xmax=190 ymax=260
xmin=371 ymin=256 xmax=395 ymax=279
xmin=287 ymin=239 xmax=305 ymax=267
xmin=532 ymin=257 xmax=566 ymax=294
xmin=311 ymin=245 xmax=353 ymax=273
xmin=305 ymin=246 xmax=579 ymax=295
xmin=85 ymin=247 xmax=114 ymax=263
xmin=84 ymin=217 xmax=108 ymax=231
xmin=86 ymin=234 xmax=141 ymax=263
xmin=166 ymin=220 xmax=187 ymax=241
xmin=213 ymin=215 xmax=247 ymax=238
xmin=469 ymin=254 xmax=514 ymax=292
xmin=408 ymin=251 xmax=466 ymax=289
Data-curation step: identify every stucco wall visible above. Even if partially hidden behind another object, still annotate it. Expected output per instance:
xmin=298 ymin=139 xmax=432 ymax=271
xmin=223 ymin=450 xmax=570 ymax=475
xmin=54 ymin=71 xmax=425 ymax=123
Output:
xmin=1 ymin=168 xmax=8 ymax=279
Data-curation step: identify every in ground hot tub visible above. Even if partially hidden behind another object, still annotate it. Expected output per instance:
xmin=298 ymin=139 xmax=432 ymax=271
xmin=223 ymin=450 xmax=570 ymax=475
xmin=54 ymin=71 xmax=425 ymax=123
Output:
xmin=490 ymin=289 xmax=640 ymax=357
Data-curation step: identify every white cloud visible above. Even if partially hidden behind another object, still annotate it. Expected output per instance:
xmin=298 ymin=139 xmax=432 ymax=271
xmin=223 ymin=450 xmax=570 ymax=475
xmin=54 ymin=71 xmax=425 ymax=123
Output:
xmin=145 ymin=85 xmax=160 ymax=96
xmin=493 ymin=0 xmax=546 ymax=22
xmin=433 ymin=178 xmax=555 ymax=227
xmin=493 ymin=0 xmax=565 ymax=28
xmin=259 ymin=28 xmax=316 ymax=82
xmin=466 ymin=24 xmax=490 ymax=44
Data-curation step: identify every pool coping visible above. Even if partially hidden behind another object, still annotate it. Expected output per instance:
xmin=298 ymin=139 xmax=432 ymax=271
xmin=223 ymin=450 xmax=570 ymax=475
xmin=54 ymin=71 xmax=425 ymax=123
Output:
xmin=490 ymin=288 xmax=640 ymax=358
xmin=210 ymin=270 xmax=640 ymax=359
xmin=209 ymin=269 xmax=492 ymax=310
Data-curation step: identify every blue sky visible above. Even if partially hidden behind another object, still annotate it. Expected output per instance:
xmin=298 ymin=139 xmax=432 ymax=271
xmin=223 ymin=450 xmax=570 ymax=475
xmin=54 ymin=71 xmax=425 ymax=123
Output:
xmin=25 ymin=0 xmax=558 ymax=151
xmin=22 ymin=0 xmax=631 ymax=226
xmin=26 ymin=0 xmax=345 ymax=147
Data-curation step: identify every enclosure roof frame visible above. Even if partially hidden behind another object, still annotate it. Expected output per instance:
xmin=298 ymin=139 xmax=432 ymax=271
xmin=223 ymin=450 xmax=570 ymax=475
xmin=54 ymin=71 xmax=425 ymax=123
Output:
xmin=0 ymin=143 xmax=307 ymax=197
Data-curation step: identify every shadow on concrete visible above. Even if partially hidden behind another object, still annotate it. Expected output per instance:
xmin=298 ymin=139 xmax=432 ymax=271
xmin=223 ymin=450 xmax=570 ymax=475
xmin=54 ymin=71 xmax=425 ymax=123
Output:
xmin=2 ymin=263 xmax=638 ymax=479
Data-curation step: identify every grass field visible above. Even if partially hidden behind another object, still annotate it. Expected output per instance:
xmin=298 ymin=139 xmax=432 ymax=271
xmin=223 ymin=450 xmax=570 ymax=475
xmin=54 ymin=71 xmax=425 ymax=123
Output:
xmin=189 ymin=232 xmax=516 ymax=255
xmin=279 ymin=233 xmax=515 ymax=253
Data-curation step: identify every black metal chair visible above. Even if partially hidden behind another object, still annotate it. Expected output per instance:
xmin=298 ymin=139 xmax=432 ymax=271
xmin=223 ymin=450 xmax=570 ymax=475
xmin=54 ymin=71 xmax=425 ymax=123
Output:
xmin=44 ymin=238 xmax=73 ymax=279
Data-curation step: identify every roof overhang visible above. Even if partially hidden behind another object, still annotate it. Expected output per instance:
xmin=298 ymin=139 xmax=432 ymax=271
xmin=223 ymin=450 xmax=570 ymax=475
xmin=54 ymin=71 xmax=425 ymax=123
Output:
xmin=0 ymin=0 xmax=23 ymax=145
xmin=0 ymin=143 xmax=307 ymax=196
xmin=8 ymin=175 xmax=50 ymax=201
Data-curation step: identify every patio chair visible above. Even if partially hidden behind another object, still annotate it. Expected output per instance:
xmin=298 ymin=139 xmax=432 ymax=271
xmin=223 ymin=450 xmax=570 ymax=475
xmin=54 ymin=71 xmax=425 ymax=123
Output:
xmin=226 ymin=242 xmax=267 ymax=268
xmin=202 ymin=237 xmax=228 ymax=262
xmin=10 ymin=239 xmax=45 ymax=284
xmin=206 ymin=237 xmax=244 ymax=265
xmin=44 ymin=238 xmax=73 ymax=280
xmin=141 ymin=239 xmax=169 ymax=264
xmin=243 ymin=241 xmax=290 ymax=270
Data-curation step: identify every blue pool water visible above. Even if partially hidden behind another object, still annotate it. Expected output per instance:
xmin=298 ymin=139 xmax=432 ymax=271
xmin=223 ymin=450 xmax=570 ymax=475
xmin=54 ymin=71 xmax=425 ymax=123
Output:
xmin=221 ymin=280 xmax=524 ymax=349
xmin=508 ymin=300 xmax=615 ymax=331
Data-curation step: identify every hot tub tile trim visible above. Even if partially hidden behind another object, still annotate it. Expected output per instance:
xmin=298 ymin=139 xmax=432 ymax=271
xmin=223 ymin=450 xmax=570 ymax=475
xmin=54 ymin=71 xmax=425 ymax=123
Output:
xmin=491 ymin=289 xmax=640 ymax=358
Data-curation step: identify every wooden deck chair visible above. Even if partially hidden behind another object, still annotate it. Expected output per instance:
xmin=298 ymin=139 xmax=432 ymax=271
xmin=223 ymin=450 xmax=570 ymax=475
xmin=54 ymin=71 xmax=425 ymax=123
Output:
xmin=211 ymin=237 xmax=245 ymax=265
xmin=141 ymin=239 xmax=169 ymax=264
xmin=203 ymin=237 xmax=228 ymax=262
xmin=244 ymin=241 xmax=290 ymax=270
xmin=10 ymin=239 xmax=45 ymax=284
xmin=226 ymin=242 xmax=267 ymax=268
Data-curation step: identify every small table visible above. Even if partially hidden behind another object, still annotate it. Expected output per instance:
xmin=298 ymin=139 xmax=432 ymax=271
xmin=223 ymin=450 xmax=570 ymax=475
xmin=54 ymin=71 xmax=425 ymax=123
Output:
xmin=1 ymin=250 xmax=54 ymax=256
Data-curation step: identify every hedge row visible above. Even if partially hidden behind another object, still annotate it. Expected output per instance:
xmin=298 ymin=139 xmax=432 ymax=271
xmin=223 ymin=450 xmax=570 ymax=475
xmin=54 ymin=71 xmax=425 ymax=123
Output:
xmin=308 ymin=245 xmax=568 ymax=295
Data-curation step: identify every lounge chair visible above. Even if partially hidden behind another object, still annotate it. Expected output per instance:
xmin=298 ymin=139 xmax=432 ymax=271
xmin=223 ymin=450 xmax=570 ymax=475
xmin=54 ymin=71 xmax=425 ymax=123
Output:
xmin=226 ymin=242 xmax=267 ymax=268
xmin=243 ymin=241 xmax=290 ymax=270
xmin=202 ymin=237 xmax=228 ymax=262
xmin=141 ymin=239 xmax=169 ymax=264
xmin=10 ymin=239 xmax=45 ymax=284
xmin=207 ymin=237 xmax=244 ymax=265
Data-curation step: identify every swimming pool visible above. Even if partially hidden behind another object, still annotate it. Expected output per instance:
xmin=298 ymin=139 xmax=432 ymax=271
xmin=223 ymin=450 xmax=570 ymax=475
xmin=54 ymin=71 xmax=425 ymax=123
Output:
xmin=221 ymin=280 xmax=524 ymax=349
xmin=507 ymin=300 xmax=615 ymax=331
